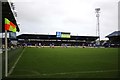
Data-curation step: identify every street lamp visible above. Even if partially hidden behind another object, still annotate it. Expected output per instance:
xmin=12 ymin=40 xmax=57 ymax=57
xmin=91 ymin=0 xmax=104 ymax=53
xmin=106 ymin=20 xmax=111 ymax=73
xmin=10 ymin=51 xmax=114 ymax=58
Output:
xmin=95 ymin=8 xmax=100 ymax=46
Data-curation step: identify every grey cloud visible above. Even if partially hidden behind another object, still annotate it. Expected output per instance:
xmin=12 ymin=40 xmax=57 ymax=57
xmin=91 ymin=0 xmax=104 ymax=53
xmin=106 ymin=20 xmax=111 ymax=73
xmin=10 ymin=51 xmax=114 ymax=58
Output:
xmin=14 ymin=0 xmax=119 ymax=40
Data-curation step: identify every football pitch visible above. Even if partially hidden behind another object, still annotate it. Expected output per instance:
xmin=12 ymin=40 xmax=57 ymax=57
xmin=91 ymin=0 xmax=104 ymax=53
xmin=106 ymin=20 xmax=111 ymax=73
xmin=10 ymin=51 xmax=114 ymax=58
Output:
xmin=8 ymin=47 xmax=118 ymax=78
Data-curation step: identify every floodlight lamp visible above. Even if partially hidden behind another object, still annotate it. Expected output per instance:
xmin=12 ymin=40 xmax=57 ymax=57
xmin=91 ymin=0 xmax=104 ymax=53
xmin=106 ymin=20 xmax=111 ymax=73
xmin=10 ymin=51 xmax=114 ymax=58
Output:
xmin=95 ymin=8 xmax=100 ymax=12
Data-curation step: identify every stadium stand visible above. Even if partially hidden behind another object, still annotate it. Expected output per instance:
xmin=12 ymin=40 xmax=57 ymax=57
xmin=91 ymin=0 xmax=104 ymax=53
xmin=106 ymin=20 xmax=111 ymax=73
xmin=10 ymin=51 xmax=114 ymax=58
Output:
xmin=106 ymin=31 xmax=120 ymax=47
xmin=17 ymin=34 xmax=99 ymax=47
xmin=2 ymin=0 xmax=20 ymax=32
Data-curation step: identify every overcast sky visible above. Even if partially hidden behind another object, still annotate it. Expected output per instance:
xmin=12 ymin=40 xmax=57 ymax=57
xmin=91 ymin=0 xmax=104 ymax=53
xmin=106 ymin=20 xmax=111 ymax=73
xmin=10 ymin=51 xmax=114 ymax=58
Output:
xmin=12 ymin=0 xmax=119 ymax=40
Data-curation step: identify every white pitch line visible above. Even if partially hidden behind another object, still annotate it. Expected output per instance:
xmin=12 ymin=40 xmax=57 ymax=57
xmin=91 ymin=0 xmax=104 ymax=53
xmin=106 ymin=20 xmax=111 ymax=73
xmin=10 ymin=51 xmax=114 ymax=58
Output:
xmin=8 ymin=48 xmax=26 ymax=76
xmin=8 ymin=70 xmax=119 ymax=77
xmin=41 ymin=70 xmax=119 ymax=76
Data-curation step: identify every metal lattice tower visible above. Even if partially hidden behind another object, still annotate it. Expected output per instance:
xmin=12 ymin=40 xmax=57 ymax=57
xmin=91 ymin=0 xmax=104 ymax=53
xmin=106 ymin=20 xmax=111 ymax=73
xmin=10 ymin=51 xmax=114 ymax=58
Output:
xmin=95 ymin=8 xmax=100 ymax=45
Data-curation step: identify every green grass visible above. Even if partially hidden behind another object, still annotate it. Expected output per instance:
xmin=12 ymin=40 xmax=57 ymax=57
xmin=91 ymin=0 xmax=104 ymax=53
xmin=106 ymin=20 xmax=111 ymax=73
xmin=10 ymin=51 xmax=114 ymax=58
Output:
xmin=8 ymin=48 xmax=24 ymax=71
xmin=2 ymin=47 xmax=24 ymax=77
xmin=9 ymin=47 xmax=118 ymax=78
